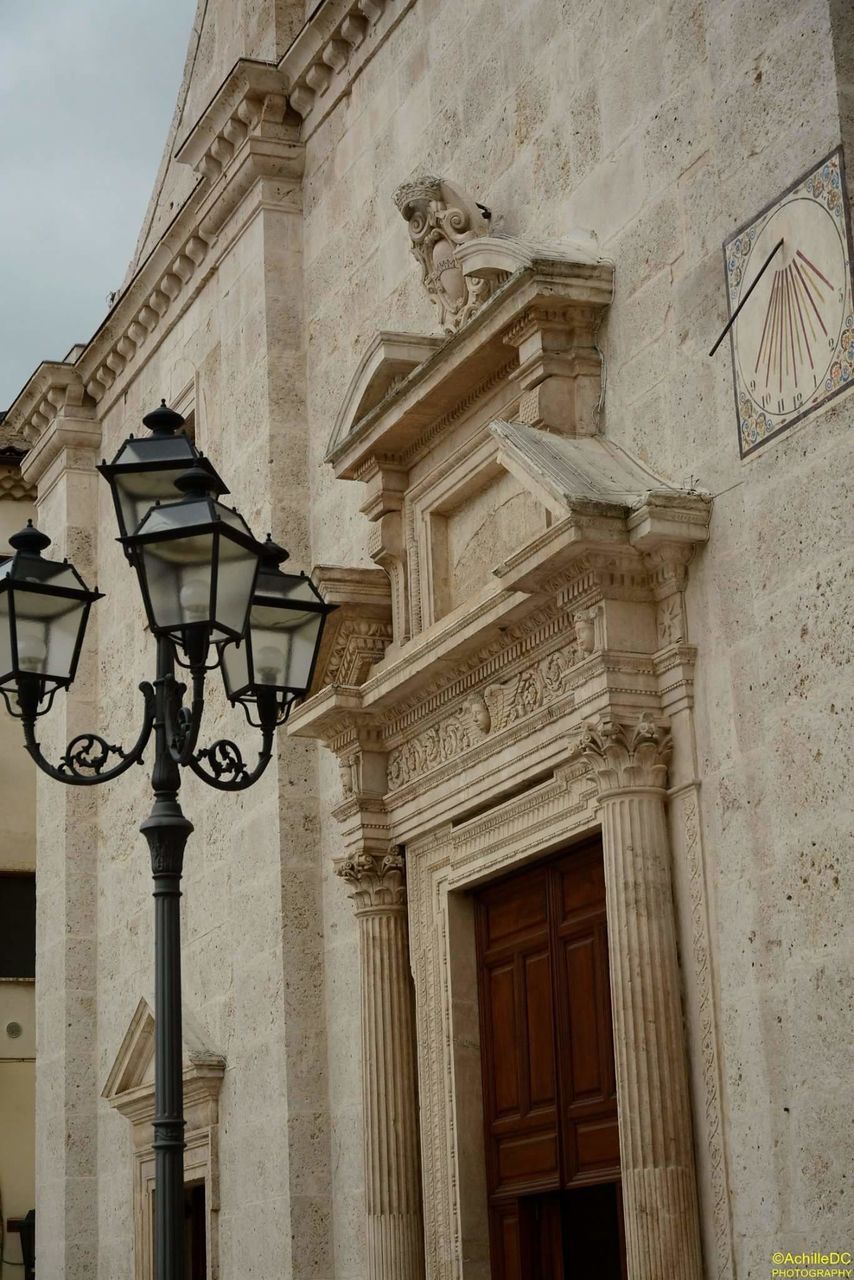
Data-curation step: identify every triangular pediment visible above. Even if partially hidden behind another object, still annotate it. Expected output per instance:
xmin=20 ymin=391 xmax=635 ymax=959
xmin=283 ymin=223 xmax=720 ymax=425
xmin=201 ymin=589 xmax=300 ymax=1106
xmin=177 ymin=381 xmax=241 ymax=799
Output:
xmin=102 ymin=998 xmax=225 ymax=1103
xmin=326 ymin=332 xmax=442 ymax=458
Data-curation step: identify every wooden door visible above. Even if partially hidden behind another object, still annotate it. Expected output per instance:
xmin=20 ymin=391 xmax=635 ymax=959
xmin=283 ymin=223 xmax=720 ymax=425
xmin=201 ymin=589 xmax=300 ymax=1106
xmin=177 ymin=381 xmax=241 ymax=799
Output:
xmin=475 ymin=840 xmax=625 ymax=1280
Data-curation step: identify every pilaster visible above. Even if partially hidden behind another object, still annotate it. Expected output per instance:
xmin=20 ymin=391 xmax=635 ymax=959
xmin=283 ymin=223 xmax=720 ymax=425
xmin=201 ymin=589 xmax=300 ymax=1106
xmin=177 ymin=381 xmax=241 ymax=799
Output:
xmin=572 ymin=713 xmax=704 ymax=1280
xmin=17 ymin=375 xmax=102 ymax=1280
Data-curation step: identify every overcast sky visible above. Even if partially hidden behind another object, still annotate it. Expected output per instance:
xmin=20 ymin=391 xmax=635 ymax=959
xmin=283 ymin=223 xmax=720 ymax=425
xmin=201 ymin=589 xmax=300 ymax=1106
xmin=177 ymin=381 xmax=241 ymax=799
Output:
xmin=0 ymin=1 xmax=196 ymax=409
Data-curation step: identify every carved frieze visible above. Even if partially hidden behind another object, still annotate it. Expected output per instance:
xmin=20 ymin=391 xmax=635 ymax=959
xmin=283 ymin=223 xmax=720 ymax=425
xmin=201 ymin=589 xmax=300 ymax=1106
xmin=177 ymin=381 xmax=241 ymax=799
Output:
xmin=386 ymin=644 xmax=578 ymax=792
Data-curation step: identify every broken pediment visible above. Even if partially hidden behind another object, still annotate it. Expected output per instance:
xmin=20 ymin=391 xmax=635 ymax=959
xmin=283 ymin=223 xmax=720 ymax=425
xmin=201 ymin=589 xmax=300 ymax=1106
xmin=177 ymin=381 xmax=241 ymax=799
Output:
xmin=328 ymin=248 xmax=614 ymax=484
xmin=455 ymin=229 xmax=606 ymax=282
xmin=293 ymin=199 xmax=711 ymax=755
xmin=327 ymin=332 xmax=442 ymax=457
xmin=489 ymin=420 xmax=679 ymax=516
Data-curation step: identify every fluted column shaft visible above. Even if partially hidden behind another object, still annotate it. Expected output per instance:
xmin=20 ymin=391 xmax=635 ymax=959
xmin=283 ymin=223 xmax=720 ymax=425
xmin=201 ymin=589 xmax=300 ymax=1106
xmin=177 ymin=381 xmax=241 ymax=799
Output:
xmin=338 ymin=850 xmax=425 ymax=1280
xmin=576 ymin=715 xmax=703 ymax=1280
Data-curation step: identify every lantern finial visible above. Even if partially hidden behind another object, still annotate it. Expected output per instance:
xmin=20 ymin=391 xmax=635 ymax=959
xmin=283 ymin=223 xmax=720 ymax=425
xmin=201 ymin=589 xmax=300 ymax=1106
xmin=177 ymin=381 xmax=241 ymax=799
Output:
xmin=8 ymin=522 xmax=51 ymax=555
xmin=142 ymin=401 xmax=185 ymax=436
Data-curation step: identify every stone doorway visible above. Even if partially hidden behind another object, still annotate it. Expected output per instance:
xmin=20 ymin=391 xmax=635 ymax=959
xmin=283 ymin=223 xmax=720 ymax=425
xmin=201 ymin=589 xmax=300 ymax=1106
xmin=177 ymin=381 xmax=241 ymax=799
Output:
xmin=473 ymin=840 xmax=626 ymax=1279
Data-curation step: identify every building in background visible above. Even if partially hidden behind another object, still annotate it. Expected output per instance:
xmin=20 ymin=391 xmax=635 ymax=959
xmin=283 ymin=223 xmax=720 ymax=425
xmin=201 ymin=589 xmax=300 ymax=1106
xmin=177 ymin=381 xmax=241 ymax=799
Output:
xmin=2 ymin=1 xmax=853 ymax=1278
xmin=0 ymin=431 xmax=36 ymax=1280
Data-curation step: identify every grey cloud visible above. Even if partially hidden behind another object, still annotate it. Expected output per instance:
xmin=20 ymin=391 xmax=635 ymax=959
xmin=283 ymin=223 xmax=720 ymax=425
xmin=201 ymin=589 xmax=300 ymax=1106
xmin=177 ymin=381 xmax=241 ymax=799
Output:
xmin=0 ymin=0 xmax=195 ymax=407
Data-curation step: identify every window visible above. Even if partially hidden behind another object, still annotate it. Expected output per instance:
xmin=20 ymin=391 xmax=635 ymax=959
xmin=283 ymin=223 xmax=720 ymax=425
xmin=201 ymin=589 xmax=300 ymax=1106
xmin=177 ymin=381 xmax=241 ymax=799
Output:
xmin=0 ymin=874 xmax=35 ymax=978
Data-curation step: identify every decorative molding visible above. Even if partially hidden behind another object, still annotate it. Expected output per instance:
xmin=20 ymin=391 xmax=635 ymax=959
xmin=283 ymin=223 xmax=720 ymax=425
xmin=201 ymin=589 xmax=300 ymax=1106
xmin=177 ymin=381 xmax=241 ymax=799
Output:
xmin=386 ymin=643 xmax=578 ymax=792
xmin=570 ymin=711 xmax=672 ymax=794
xmin=309 ymin=564 xmax=394 ymax=689
xmin=281 ymin=0 xmax=418 ymax=134
xmin=327 ymin=260 xmax=613 ymax=480
xmin=175 ymin=61 xmax=293 ymax=178
xmin=4 ymin=363 xmax=91 ymax=449
xmin=393 ymin=176 xmax=494 ymax=333
xmin=327 ymin=332 xmax=442 ymax=460
xmin=6 ymin=61 xmax=303 ymax=430
xmin=337 ymin=847 xmax=406 ymax=911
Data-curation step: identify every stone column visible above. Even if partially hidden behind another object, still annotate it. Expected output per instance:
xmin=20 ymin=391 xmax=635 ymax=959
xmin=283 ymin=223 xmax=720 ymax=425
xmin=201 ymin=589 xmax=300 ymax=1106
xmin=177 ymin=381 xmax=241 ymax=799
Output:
xmin=337 ymin=848 xmax=425 ymax=1280
xmin=573 ymin=713 xmax=704 ymax=1280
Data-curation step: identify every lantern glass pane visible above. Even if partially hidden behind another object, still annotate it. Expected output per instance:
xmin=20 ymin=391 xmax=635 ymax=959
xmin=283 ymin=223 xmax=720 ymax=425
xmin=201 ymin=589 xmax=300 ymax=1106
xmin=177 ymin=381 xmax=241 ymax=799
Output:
xmin=221 ymin=638 xmax=250 ymax=699
xmin=136 ymin=498 xmax=214 ymax=539
xmin=213 ymin=539 xmax=258 ymax=638
xmin=45 ymin=600 xmax=86 ymax=680
xmin=106 ymin=435 xmax=200 ymax=536
xmin=0 ymin=593 xmax=13 ymax=681
xmin=141 ymin=537 xmax=214 ymax=631
xmin=248 ymin=603 xmax=323 ymax=692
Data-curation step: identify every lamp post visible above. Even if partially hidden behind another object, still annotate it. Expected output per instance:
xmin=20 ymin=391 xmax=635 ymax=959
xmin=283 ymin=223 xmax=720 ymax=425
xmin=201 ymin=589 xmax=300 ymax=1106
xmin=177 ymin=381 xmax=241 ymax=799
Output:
xmin=0 ymin=405 xmax=332 ymax=1280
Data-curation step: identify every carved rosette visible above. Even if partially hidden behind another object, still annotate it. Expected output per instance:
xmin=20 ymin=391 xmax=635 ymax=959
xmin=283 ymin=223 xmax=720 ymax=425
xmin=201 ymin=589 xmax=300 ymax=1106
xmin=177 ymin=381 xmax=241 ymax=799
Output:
xmin=572 ymin=712 xmax=671 ymax=795
xmin=394 ymin=175 xmax=495 ymax=333
xmin=336 ymin=848 xmax=407 ymax=912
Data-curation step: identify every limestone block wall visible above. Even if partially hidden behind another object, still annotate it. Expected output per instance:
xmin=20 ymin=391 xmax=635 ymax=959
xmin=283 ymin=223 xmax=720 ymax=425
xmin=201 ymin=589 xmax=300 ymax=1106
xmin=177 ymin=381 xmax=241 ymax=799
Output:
xmin=299 ymin=0 xmax=854 ymax=1274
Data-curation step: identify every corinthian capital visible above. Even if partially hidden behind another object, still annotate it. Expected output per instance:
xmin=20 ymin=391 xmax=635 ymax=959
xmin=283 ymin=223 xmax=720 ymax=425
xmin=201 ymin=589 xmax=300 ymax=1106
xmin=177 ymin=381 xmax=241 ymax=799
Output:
xmin=336 ymin=847 xmax=407 ymax=912
xmin=570 ymin=712 xmax=671 ymax=794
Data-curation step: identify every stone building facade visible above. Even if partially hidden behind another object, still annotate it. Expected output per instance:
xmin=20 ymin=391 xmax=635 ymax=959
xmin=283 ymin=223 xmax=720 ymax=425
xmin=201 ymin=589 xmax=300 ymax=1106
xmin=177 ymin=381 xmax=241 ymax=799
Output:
xmin=3 ymin=1 xmax=853 ymax=1278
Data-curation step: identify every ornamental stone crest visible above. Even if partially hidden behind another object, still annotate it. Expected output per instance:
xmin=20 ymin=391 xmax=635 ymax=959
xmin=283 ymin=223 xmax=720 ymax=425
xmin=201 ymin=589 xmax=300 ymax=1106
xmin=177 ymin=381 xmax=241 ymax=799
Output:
xmin=393 ymin=175 xmax=494 ymax=333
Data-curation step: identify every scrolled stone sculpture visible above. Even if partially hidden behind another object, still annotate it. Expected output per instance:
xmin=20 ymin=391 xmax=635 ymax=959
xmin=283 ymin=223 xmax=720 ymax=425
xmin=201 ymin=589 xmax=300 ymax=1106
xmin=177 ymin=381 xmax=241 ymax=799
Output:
xmin=393 ymin=174 xmax=495 ymax=333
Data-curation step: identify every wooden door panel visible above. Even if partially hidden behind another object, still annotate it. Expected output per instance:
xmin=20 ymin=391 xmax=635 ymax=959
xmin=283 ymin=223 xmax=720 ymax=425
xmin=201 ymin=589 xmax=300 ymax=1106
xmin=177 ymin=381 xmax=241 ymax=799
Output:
xmin=562 ymin=935 xmax=604 ymax=1100
xmin=569 ymin=1117 xmax=622 ymax=1179
xmin=558 ymin=851 xmax=606 ymax=916
xmin=495 ymin=1129 xmax=561 ymax=1188
xmin=480 ymin=869 xmax=550 ymax=951
xmin=487 ymin=962 xmax=520 ymax=1115
xmin=476 ymin=842 xmax=624 ymax=1279
xmin=493 ymin=1203 xmax=521 ymax=1280
xmin=524 ymin=949 xmax=556 ymax=1108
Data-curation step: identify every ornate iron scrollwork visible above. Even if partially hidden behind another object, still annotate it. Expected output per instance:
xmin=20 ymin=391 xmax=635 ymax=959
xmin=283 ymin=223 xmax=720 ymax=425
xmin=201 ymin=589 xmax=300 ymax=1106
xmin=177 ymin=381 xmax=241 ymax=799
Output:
xmin=59 ymin=733 xmax=132 ymax=780
xmin=20 ymin=682 xmax=156 ymax=787
xmin=189 ymin=729 xmax=274 ymax=792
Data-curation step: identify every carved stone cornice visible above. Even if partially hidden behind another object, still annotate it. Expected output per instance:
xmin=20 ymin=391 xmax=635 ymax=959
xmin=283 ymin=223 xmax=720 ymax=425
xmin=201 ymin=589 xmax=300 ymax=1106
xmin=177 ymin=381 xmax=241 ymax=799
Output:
xmin=175 ymin=60 xmax=296 ymax=180
xmin=280 ymin=0 xmax=417 ymax=132
xmin=6 ymin=62 xmax=303 ymax=426
xmin=19 ymin=410 xmax=101 ymax=495
xmin=336 ymin=847 xmax=407 ymax=912
xmin=569 ymin=712 xmax=671 ymax=795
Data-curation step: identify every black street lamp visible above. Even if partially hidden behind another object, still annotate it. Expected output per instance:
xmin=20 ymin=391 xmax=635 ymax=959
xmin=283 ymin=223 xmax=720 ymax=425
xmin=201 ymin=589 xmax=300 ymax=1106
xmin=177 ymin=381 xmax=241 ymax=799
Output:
xmin=0 ymin=405 xmax=333 ymax=1280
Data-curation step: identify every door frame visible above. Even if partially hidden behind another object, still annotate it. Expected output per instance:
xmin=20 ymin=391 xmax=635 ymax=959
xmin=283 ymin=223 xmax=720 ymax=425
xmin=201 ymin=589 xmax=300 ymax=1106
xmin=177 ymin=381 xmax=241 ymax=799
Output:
xmin=407 ymin=766 xmax=604 ymax=1280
